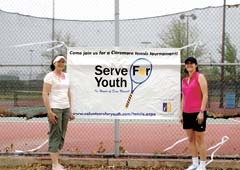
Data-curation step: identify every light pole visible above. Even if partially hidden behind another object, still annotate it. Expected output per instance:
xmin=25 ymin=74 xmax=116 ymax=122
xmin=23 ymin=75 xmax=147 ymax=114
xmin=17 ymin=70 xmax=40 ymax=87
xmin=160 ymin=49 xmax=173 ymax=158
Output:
xmin=29 ymin=49 xmax=34 ymax=81
xmin=114 ymin=0 xmax=120 ymax=158
xmin=180 ymin=14 xmax=197 ymax=56
xmin=52 ymin=0 xmax=55 ymax=58
xmin=220 ymin=0 xmax=226 ymax=108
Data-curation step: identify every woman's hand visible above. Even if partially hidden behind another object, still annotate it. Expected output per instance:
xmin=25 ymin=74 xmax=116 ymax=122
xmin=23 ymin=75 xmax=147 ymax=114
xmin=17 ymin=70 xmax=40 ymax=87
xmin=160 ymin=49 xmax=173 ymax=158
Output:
xmin=197 ymin=112 xmax=204 ymax=124
xmin=179 ymin=114 xmax=183 ymax=124
xmin=69 ymin=113 xmax=75 ymax=121
xmin=48 ymin=112 xmax=58 ymax=125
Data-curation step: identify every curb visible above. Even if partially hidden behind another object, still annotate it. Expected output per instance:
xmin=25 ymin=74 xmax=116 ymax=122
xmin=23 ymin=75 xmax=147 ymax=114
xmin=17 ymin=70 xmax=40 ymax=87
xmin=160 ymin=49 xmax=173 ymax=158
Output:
xmin=0 ymin=156 xmax=239 ymax=169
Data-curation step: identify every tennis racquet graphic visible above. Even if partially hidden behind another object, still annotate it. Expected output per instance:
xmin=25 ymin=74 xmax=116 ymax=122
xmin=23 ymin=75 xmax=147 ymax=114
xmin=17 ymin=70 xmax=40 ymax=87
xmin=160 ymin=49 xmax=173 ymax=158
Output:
xmin=125 ymin=58 xmax=152 ymax=108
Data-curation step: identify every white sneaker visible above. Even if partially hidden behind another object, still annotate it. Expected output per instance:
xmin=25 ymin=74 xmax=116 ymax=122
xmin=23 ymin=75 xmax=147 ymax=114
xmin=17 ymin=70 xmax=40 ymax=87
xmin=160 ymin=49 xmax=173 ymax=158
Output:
xmin=196 ymin=166 xmax=206 ymax=170
xmin=186 ymin=164 xmax=198 ymax=170
xmin=52 ymin=164 xmax=65 ymax=170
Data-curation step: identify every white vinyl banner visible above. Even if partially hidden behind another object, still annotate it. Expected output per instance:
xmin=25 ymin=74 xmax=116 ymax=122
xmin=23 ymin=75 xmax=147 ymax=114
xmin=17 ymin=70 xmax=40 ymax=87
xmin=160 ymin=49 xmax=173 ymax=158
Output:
xmin=67 ymin=47 xmax=181 ymax=119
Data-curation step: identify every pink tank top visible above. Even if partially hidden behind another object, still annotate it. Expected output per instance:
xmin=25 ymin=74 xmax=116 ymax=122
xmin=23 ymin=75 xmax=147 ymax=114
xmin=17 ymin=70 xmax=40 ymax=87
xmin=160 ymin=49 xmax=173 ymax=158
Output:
xmin=182 ymin=72 xmax=202 ymax=113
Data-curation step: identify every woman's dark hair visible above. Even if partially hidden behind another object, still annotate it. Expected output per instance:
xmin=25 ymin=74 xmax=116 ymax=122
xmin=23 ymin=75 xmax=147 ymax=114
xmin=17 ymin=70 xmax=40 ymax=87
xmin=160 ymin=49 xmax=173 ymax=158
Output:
xmin=50 ymin=61 xmax=55 ymax=71
xmin=50 ymin=54 xmax=65 ymax=71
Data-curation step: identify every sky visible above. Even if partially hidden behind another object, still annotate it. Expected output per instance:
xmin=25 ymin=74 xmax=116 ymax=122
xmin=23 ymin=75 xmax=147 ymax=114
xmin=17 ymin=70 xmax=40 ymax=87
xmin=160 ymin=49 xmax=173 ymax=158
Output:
xmin=0 ymin=0 xmax=239 ymax=20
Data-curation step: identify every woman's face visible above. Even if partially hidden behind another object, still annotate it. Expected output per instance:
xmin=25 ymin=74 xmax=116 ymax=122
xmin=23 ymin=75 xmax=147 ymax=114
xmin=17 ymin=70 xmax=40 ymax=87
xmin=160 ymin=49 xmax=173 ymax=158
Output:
xmin=54 ymin=58 xmax=66 ymax=70
xmin=185 ymin=61 xmax=197 ymax=73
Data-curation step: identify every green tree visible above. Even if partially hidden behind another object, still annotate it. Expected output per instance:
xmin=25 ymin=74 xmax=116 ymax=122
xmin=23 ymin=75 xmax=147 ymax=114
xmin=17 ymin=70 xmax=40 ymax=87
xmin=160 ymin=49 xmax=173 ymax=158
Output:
xmin=159 ymin=19 xmax=205 ymax=63
xmin=218 ymin=33 xmax=238 ymax=80
xmin=218 ymin=33 xmax=238 ymax=107
xmin=158 ymin=19 xmax=206 ymax=79
xmin=40 ymin=31 xmax=77 ymax=74
xmin=42 ymin=30 xmax=77 ymax=62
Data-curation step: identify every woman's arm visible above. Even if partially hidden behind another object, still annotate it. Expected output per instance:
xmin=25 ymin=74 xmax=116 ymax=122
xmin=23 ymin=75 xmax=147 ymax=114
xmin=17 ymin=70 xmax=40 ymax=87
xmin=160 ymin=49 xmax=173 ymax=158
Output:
xmin=180 ymin=93 xmax=184 ymax=123
xmin=198 ymin=74 xmax=208 ymax=111
xmin=68 ymin=88 xmax=75 ymax=120
xmin=42 ymin=82 xmax=57 ymax=124
xmin=42 ymin=83 xmax=52 ymax=114
xmin=197 ymin=73 xmax=208 ymax=124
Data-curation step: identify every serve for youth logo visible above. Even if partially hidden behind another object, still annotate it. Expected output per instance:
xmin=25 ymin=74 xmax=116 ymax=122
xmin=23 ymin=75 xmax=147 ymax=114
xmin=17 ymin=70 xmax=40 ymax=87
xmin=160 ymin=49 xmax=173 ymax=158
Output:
xmin=94 ymin=58 xmax=152 ymax=108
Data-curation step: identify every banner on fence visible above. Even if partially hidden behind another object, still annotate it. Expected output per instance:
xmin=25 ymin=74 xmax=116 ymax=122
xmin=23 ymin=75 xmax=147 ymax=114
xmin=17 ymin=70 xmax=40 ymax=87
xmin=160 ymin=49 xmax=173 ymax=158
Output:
xmin=67 ymin=47 xmax=181 ymax=119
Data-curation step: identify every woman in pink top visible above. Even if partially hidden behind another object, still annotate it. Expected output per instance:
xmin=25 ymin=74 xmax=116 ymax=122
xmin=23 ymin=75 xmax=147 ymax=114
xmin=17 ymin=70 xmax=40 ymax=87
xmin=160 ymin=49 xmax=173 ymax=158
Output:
xmin=180 ymin=57 xmax=208 ymax=170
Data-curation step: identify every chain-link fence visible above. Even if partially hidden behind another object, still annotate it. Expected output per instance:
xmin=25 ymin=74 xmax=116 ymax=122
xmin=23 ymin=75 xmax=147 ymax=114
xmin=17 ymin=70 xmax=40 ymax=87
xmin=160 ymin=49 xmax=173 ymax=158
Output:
xmin=1 ymin=4 xmax=240 ymax=160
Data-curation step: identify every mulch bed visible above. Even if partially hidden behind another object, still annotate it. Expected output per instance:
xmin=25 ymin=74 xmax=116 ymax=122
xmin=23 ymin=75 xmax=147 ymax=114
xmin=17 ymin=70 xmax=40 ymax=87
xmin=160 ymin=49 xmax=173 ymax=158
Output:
xmin=1 ymin=164 xmax=238 ymax=170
